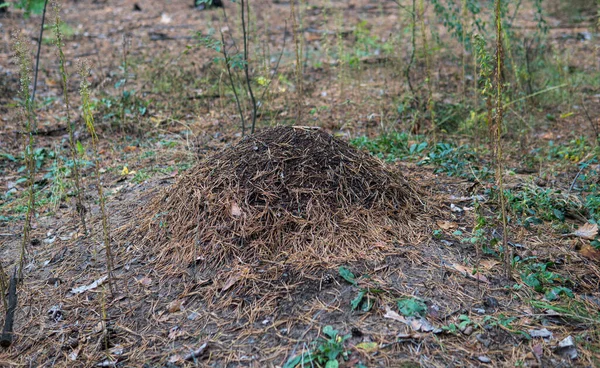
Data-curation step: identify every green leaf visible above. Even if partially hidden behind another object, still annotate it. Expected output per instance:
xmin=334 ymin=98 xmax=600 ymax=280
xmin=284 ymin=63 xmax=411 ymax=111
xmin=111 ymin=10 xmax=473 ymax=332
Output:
xmin=325 ymin=360 xmax=339 ymax=368
xmin=552 ymin=208 xmax=565 ymax=221
xmin=322 ymin=325 xmax=337 ymax=339
xmin=545 ymin=286 xmax=573 ymax=301
xmin=355 ymin=342 xmax=378 ymax=353
xmin=338 ymin=266 xmax=357 ymax=285
xmin=283 ymin=355 xmax=302 ymax=368
xmin=0 ymin=153 xmax=16 ymax=162
xmin=351 ymin=290 xmax=366 ymax=310
xmin=76 ymin=141 xmax=85 ymax=156
xmin=397 ymin=297 xmax=427 ymax=317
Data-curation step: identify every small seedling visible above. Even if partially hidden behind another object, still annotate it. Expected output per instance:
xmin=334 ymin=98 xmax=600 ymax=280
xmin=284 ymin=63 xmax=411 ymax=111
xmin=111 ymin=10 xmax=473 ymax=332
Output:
xmin=397 ymin=297 xmax=427 ymax=317
xmin=283 ymin=325 xmax=351 ymax=368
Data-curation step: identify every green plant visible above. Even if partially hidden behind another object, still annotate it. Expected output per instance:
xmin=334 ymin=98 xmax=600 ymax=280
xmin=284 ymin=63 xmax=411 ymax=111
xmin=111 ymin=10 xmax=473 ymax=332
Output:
xmin=518 ymin=259 xmax=573 ymax=301
xmin=284 ymin=325 xmax=351 ymax=368
xmin=442 ymin=314 xmax=473 ymax=334
xmin=397 ymin=297 xmax=427 ymax=317
xmin=503 ymin=185 xmax=582 ymax=226
xmin=338 ymin=267 xmax=382 ymax=312
xmin=13 ymin=0 xmax=46 ymax=16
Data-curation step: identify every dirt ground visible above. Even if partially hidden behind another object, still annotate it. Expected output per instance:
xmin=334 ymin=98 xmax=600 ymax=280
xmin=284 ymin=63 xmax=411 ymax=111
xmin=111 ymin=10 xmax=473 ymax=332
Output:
xmin=0 ymin=0 xmax=599 ymax=367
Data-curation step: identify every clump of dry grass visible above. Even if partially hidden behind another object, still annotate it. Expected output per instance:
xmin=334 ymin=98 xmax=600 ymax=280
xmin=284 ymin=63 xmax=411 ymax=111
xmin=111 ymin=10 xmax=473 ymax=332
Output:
xmin=134 ymin=126 xmax=430 ymax=291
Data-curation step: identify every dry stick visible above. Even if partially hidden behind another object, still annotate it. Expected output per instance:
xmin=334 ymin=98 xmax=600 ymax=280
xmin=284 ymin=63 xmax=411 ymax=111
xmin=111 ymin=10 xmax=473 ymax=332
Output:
xmin=0 ymin=269 xmax=17 ymax=348
xmin=290 ymin=0 xmax=303 ymax=124
xmin=220 ymin=31 xmax=246 ymax=136
xmin=580 ymin=96 xmax=599 ymax=146
xmin=52 ymin=1 xmax=87 ymax=235
xmin=240 ymin=0 xmax=257 ymax=134
xmin=31 ymin=0 xmax=49 ymax=103
xmin=419 ymin=0 xmax=434 ymax=139
xmin=406 ymin=0 xmax=417 ymax=96
xmin=495 ymin=0 xmax=511 ymax=279
xmin=461 ymin=0 xmax=467 ymax=100
xmin=0 ymin=263 xmax=6 ymax=311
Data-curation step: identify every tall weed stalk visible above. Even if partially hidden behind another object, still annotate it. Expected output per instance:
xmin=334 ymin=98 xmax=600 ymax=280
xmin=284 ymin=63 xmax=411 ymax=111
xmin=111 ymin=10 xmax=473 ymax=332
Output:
xmin=12 ymin=32 xmax=37 ymax=280
xmin=79 ymin=60 xmax=115 ymax=293
xmin=494 ymin=0 xmax=510 ymax=279
xmin=52 ymin=1 xmax=87 ymax=235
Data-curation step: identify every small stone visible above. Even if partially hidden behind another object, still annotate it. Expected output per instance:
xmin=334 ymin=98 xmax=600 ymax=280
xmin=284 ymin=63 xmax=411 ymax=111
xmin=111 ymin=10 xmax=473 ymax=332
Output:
xmin=529 ymin=328 xmax=553 ymax=339
xmin=478 ymin=356 xmax=491 ymax=363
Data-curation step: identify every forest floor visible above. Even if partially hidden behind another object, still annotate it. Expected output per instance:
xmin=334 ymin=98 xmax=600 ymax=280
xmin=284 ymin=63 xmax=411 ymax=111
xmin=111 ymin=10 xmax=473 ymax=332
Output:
xmin=0 ymin=0 xmax=600 ymax=367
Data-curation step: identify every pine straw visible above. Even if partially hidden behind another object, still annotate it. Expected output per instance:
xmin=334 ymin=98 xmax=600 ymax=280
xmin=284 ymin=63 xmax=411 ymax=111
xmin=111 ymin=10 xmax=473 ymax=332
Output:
xmin=133 ymin=126 xmax=430 ymax=288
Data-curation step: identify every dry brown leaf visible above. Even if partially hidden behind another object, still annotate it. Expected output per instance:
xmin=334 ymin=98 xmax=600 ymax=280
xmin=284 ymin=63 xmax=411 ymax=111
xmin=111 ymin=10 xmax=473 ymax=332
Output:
xmin=136 ymin=276 xmax=152 ymax=287
xmin=580 ymin=244 xmax=600 ymax=261
xmin=383 ymin=306 xmax=408 ymax=323
xmin=451 ymin=263 xmax=490 ymax=283
xmin=436 ymin=220 xmax=458 ymax=230
xmin=167 ymin=299 xmax=184 ymax=313
xmin=479 ymin=259 xmax=499 ymax=270
xmin=571 ymin=223 xmax=598 ymax=240
xmin=222 ymin=273 xmax=242 ymax=291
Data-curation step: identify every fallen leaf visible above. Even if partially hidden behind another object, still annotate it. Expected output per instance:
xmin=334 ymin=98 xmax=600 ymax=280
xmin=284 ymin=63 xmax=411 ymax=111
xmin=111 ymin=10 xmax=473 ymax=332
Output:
xmin=529 ymin=328 xmax=553 ymax=339
xmin=450 ymin=203 xmax=464 ymax=212
xmin=123 ymin=145 xmax=138 ymax=152
xmin=121 ymin=166 xmax=130 ymax=176
xmin=383 ymin=306 xmax=438 ymax=332
xmin=384 ymin=306 xmax=407 ymax=323
xmin=168 ymin=355 xmax=183 ymax=364
xmin=437 ymin=220 xmax=458 ymax=230
xmin=451 ymin=263 xmax=489 ymax=283
xmin=355 ymin=342 xmax=378 ymax=353
xmin=580 ymin=244 xmax=600 ymax=261
xmin=184 ymin=342 xmax=208 ymax=361
xmin=70 ymin=276 xmax=108 ymax=294
xmin=479 ymin=259 xmax=499 ymax=270
xmin=136 ymin=277 xmax=152 ymax=287
xmin=570 ymin=223 xmax=598 ymax=240
xmin=68 ymin=347 xmax=80 ymax=361
xmin=167 ymin=299 xmax=184 ymax=313
xmin=222 ymin=273 xmax=241 ymax=291
xmin=231 ymin=203 xmax=242 ymax=217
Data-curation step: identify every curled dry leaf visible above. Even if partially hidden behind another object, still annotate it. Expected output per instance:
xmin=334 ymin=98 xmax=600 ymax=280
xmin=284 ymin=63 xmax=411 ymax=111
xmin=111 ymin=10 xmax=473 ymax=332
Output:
xmin=230 ymin=202 xmax=242 ymax=217
xmin=70 ymin=276 xmax=108 ymax=294
xmin=384 ymin=306 xmax=407 ymax=323
xmin=479 ymin=259 xmax=499 ymax=270
xmin=579 ymin=244 xmax=600 ymax=262
xmin=436 ymin=220 xmax=458 ymax=230
xmin=451 ymin=263 xmax=489 ymax=283
xmin=569 ymin=223 xmax=598 ymax=240
xmin=167 ymin=299 xmax=184 ymax=313
xmin=355 ymin=342 xmax=378 ymax=353
xmin=136 ymin=276 xmax=152 ymax=287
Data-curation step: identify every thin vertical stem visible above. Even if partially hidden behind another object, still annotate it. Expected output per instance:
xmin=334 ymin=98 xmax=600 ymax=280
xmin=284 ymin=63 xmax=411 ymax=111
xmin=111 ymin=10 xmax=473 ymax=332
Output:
xmin=495 ymin=0 xmax=510 ymax=279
